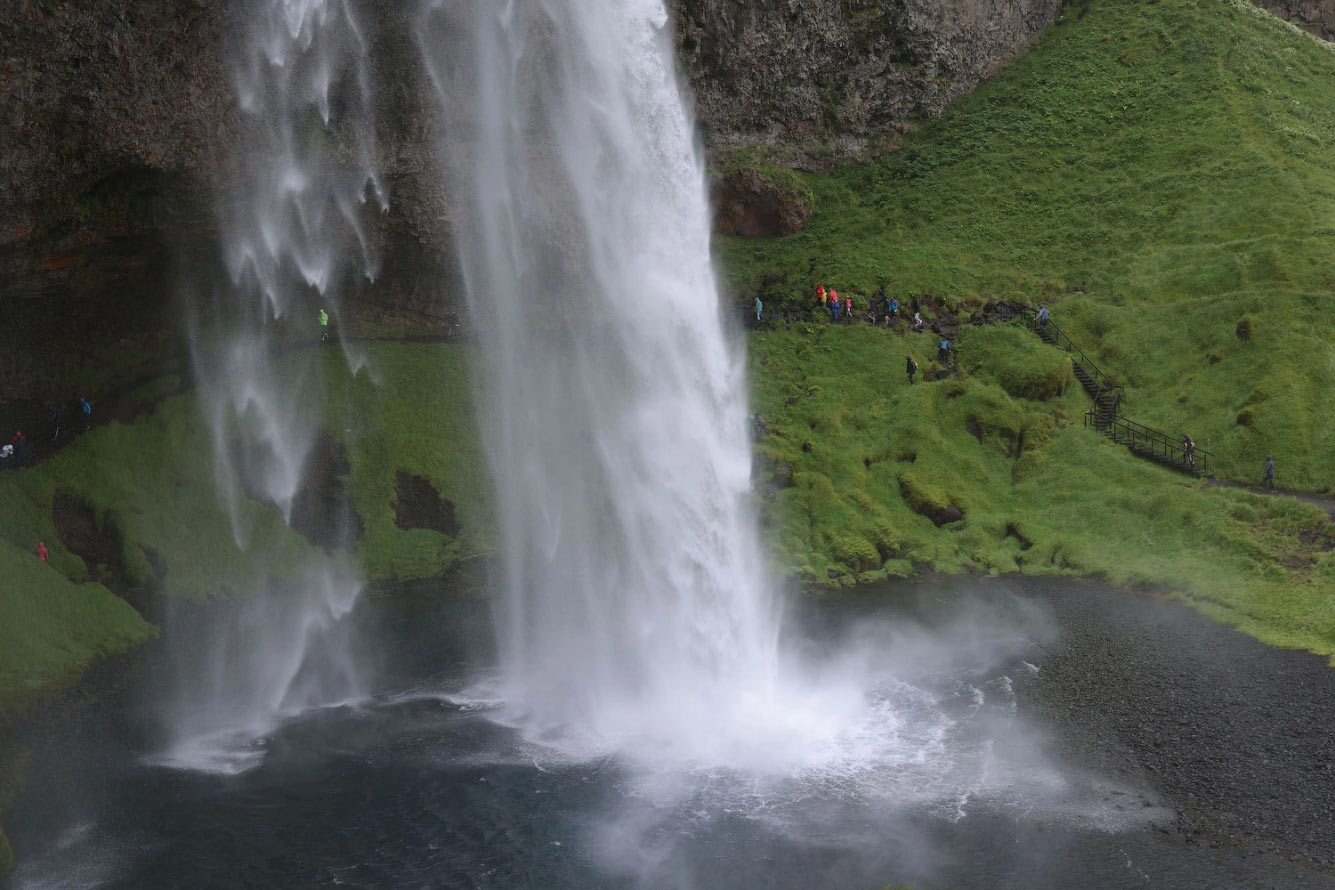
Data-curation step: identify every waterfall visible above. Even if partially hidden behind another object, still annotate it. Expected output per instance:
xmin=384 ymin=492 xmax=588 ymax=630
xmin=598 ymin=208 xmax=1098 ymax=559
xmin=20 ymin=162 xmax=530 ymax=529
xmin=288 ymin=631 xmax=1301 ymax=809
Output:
xmin=419 ymin=0 xmax=803 ymax=764
xmin=158 ymin=0 xmax=384 ymax=773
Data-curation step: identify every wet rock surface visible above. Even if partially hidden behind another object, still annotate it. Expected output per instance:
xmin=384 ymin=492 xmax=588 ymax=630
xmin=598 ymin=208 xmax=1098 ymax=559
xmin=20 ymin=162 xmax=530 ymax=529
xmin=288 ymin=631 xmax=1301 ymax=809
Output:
xmin=1010 ymin=575 xmax=1335 ymax=868
xmin=289 ymin=433 xmax=363 ymax=551
xmin=393 ymin=471 xmax=459 ymax=537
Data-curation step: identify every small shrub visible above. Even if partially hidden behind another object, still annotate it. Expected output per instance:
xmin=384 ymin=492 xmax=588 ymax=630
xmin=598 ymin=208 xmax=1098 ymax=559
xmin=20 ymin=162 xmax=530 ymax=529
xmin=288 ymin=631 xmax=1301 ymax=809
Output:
xmin=1236 ymin=314 xmax=1257 ymax=340
xmin=1237 ymin=406 xmax=1255 ymax=426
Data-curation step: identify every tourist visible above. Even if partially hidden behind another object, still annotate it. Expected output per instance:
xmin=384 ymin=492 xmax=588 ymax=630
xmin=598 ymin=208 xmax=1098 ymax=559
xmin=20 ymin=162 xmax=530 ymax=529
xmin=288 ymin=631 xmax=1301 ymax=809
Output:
xmin=830 ymin=289 xmax=840 ymax=322
xmin=889 ymin=297 xmax=899 ymax=320
xmin=11 ymin=429 xmax=26 ymax=467
xmin=79 ymin=396 xmax=91 ymax=430
xmin=817 ymin=284 xmax=826 ymax=305
xmin=1038 ymin=304 xmax=1050 ymax=331
xmin=844 ymin=293 xmax=853 ymax=322
xmin=1263 ymin=455 xmax=1277 ymax=492
xmin=912 ymin=311 xmax=925 ymax=333
xmin=755 ymin=296 xmax=763 ymax=323
xmin=1182 ymin=434 xmax=1196 ymax=468
xmin=320 ymin=307 xmax=330 ymax=342
xmin=906 ymin=355 xmax=918 ymax=385
xmin=938 ymin=338 xmax=950 ymax=364
xmin=52 ymin=405 xmax=63 ymax=441
xmin=35 ymin=541 xmax=49 ymax=564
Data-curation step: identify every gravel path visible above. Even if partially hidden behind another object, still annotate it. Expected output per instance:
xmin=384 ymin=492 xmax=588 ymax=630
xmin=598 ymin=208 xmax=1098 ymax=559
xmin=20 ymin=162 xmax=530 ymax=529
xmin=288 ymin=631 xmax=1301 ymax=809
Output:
xmin=1003 ymin=575 xmax=1335 ymax=868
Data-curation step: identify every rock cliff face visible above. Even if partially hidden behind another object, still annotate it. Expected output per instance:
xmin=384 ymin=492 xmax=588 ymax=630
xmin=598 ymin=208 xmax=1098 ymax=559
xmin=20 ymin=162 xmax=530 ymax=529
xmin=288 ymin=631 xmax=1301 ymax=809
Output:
xmin=675 ymin=0 xmax=1068 ymax=163
xmin=1254 ymin=0 xmax=1335 ymax=38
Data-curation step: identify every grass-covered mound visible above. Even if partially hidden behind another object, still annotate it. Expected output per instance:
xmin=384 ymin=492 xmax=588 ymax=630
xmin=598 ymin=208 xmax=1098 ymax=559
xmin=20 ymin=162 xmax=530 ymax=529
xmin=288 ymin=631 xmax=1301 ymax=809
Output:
xmin=725 ymin=0 xmax=1335 ymax=491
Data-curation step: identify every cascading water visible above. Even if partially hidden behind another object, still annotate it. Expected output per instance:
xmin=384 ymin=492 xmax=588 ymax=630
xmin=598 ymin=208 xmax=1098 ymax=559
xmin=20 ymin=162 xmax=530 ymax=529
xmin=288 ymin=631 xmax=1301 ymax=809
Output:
xmin=160 ymin=0 xmax=385 ymax=773
xmin=418 ymin=0 xmax=864 ymax=768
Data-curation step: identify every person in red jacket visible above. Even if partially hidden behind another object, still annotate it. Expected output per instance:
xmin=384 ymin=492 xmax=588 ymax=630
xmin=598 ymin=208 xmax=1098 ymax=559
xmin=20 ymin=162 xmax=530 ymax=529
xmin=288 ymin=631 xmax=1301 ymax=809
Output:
xmin=36 ymin=541 xmax=49 ymax=563
xmin=844 ymin=294 xmax=853 ymax=322
xmin=817 ymin=284 xmax=827 ymax=305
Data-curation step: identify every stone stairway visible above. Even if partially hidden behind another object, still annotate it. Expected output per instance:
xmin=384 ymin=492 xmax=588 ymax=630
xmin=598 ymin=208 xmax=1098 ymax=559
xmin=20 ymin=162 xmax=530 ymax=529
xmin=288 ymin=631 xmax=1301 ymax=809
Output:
xmin=1032 ymin=317 xmax=1207 ymax=477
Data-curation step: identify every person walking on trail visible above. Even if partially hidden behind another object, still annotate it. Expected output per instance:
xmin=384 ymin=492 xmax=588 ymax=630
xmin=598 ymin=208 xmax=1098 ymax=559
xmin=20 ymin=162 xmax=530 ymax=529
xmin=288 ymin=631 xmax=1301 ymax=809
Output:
xmin=1182 ymin=434 xmax=1196 ymax=468
xmin=817 ymin=284 xmax=826 ymax=305
xmin=755 ymin=296 xmax=763 ymax=323
xmin=830 ymin=289 xmax=840 ymax=322
xmin=844 ymin=294 xmax=853 ymax=322
xmin=889 ymin=297 xmax=899 ymax=321
xmin=938 ymin=338 xmax=951 ymax=364
xmin=11 ymin=430 xmax=26 ymax=467
xmin=36 ymin=541 xmax=49 ymax=564
xmin=52 ymin=405 xmax=63 ymax=441
xmin=912 ymin=311 xmax=925 ymax=333
xmin=320 ymin=307 xmax=330 ymax=342
xmin=906 ymin=355 xmax=918 ymax=385
xmin=1263 ymin=454 xmax=1277 ymax=492
xmin=1037 ymin=305 xmax=1050 ymax=331
xmin=79 ymin=396 xmax=91 ymax=430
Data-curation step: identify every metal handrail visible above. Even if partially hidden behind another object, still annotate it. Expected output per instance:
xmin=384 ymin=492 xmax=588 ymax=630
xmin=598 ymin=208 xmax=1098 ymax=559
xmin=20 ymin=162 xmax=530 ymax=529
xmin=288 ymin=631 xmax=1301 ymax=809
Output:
xmin=1019 ymin=305 xmax=1124 ymax=409
xmin=1086 ymin=410 xmax=1210 ymax=473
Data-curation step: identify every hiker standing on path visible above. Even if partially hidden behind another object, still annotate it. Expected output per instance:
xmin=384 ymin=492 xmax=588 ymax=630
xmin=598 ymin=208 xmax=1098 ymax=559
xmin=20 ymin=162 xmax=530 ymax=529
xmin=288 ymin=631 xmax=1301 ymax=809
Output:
xmin=79 ymin=397 xmax=91 ymax=430
xmin=11 ymin=430 xmax=26 ymax=467
xmin=1263 ymin=455 xmax=1277 ymax=491
xmin=938 ymin=338 xmax=951 ymax=364
xmin=830 ymin=289 xmax=840 ymax=322
xmin=1182 ymin=434 xmax=1196 ymax=468
xmin=755 ymin=296 xmax=763 ymax=323
xmin=1038 ymin=305 xmax=1050 ymax=331
xmin=906 ymin=355 xmax=918 ymax=385
xmin=36 ymin=541 xmax=49 ymax=563
xmin=52 ymin=405 xmax=63 ymax=441
xmin=912 ymin=311 xmax=924 ymax=333
xmin=844 ymin=293 xmax=853 ymax=323
xmin=817 ymin=284 xmax=826 ymax=306
xmin=320 ymin=307 xmax=330 ymax=342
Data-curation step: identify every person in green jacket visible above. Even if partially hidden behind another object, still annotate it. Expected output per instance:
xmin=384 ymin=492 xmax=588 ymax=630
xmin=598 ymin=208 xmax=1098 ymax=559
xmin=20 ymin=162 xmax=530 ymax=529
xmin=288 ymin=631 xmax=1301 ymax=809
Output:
xmin=755 ymin=297 xmax=763 ymax=323
xmin=320 ymin=307 xmax=330 ymax=342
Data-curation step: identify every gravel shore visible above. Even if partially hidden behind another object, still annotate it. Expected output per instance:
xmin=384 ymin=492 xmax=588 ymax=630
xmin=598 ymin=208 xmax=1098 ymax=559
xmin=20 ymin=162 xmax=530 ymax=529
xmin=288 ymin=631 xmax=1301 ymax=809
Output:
xmin=1003 ymin=575 xmax=1335 ymax=868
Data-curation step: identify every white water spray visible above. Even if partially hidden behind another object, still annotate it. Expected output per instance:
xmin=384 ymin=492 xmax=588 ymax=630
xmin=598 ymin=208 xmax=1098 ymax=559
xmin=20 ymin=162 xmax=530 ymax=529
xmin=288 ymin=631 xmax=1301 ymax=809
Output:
xmin=161 ymin=0 xmax=384 ymax=773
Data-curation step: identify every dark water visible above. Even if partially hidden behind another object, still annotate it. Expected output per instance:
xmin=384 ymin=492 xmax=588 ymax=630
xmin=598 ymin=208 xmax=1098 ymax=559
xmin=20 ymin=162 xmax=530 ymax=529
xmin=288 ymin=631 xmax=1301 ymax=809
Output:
xmin=6 ymin=581 xmax=1333 ymax=890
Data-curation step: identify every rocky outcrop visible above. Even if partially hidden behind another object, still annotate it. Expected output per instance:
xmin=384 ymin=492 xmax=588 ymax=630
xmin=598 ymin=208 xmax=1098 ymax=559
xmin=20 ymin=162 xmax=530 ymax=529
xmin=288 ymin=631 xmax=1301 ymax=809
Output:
xmin=1253 ymin=0 xmax=1335 ymax=39
xmin=674 ymin=0 xmax=1069 ymax=164
xmin=712 ymin=167 xmax=813 ymax=237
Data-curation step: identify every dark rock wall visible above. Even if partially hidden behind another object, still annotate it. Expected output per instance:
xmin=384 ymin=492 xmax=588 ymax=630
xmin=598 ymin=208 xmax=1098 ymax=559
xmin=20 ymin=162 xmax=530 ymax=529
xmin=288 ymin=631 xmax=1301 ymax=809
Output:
xmin=1253 ymin=0 xmax=1335 ymax=39
xmin=674 ymin=0 xmax=1069 ymax=163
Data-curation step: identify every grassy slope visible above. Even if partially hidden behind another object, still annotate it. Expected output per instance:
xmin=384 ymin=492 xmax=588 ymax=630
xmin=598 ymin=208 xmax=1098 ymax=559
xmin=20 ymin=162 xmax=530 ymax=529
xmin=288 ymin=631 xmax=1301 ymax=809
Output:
xmin=735 ymin=0 xmax=1335 ymax=656
xmin=725 ymin=0 xmax=1335 ymax=489
xmin=0 ymin=342 xmax=491 ymax=719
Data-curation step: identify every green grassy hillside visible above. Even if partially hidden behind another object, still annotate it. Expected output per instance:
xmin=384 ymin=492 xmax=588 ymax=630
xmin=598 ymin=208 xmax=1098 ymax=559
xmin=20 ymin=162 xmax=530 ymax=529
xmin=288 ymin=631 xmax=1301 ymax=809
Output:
xmin=733 ymin=0 xmax=1335 ymax=656
xmin=725 ymin=0 xmax=1335 ymax=489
